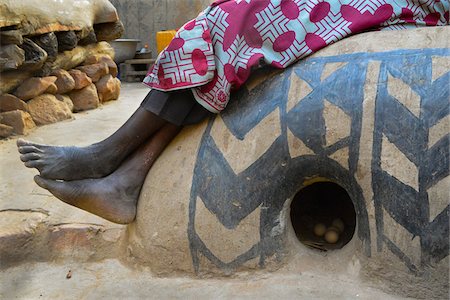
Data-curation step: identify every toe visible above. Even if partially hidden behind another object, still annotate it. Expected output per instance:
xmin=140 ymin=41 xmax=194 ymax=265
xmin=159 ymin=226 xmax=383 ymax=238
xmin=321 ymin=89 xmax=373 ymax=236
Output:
xmin=24 ymin=160 xmax=44 ymax=169
xmin=34 ymin=175 xmax=51 ymax=189
xmin=34 ymin=175 xmax=63 ymax=193
xmin=34 ymin=175 xmax=79 ymax=206
xmin=20 ymin=153 xmax=41 ymax=162
xmin=17 ymin=139 xmax=40 ymax=147
xmin=16 ymin=138 xmax=29 ymax=147
xmin=17 ymin=139 xmax=46 ymax=147
xmin=17 ymin=139 xmax=48 ymax=150
xmin=18 ymin=146 xmax=44 ymax=154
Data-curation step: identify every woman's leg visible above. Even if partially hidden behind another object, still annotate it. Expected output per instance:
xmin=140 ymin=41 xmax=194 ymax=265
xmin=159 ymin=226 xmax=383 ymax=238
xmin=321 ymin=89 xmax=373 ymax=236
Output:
xmin=33 ymin=123 xmax=181 ymax=224
xmin=18 ymin=103 xmax=167 ymax=181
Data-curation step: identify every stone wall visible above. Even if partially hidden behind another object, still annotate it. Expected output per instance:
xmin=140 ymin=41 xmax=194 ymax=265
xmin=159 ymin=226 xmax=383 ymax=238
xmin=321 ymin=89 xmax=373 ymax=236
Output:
xmin=109 ymin=0 xmax=212 ymax=56
xmin=0 ymin=0 xmax=123 ymax=139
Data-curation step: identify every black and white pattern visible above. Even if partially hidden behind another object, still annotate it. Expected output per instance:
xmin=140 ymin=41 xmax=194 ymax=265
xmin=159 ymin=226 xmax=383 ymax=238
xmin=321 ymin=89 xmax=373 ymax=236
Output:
xmin=187 ymin=48 xmax=449 ymax=274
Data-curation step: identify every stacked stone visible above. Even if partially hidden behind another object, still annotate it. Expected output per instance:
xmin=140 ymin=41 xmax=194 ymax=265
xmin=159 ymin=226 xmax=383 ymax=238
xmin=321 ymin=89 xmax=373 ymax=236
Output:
xmin=0 ymin=0 xmax=124 ymax=139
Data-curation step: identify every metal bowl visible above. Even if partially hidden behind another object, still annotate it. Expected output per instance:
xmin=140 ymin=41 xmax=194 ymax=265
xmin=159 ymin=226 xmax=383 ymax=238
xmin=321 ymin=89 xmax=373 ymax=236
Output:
xmin=109 ymin=39 xmax=141 ymax=64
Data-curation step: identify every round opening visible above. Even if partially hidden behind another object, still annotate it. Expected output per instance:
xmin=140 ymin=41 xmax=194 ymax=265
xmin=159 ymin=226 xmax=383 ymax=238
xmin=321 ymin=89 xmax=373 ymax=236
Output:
xmin=290 ymin=182 xmax=356 ymax=251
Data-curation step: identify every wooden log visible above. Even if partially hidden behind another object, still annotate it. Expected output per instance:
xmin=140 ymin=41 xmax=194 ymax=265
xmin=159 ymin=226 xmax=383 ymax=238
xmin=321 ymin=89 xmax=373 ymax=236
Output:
xmin=0 ymin=30 xmax=24 ymax=45
xmin=94 ymin=21 xmax=124 ymax=42
xmin=0 ymin=44 xmax=25 ymax=71
xmin=55 ymin=30 xmax=78 ymax=52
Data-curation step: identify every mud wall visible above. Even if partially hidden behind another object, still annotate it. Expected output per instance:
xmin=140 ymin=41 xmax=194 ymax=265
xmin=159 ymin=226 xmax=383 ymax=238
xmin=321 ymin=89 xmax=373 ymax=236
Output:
xmin=127 ymin=26 xmax=449 ymax=298
xmin=109 ymin=0 xmax=212 ymax=56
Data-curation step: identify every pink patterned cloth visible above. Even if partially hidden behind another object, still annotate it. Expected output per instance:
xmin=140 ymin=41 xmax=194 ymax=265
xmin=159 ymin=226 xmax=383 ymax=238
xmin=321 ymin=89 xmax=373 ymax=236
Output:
xmin=144 ymin=0 xmax=449 ymax=113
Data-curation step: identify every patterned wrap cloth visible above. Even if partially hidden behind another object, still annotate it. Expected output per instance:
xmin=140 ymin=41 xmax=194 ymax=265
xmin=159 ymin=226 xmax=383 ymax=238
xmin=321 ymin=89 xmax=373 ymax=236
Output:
xmin=143 ymin=0 xmax=449 ymax=113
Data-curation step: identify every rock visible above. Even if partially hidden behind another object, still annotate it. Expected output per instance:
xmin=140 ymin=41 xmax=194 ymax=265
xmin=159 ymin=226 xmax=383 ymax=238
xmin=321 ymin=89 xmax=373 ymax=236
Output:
xmin=45 ymin=83 xmax=58 ymax=94
xmin=27 ymin=94 xmax=72 ymax=125
xmin=68 ymin=69 xmax=92 ymax=90
xmin=55 ymin=94 xmax=74 ymax=112
xmin=14 ymin=76 xmax=58 ymax=101
xmin=77 ymin=62 xmax=109 ymax=82
xmin=19 ymin=38 xmax=48 ymax=72
xmin=0 ymin=110 xmax=36 ymax=135
xmin=77 ymin=30 xmax=97 ymax=46
xmin=94 ymin=21 xmax=124 ymax=42
xmin=83 ymin=53 xmax=109 ymax=65
xmin=0 ymin=94 xmax=28 ymax=112
xmin=39 ymin=41 xmax=114 ymax=76
xmin=84 ymin=54 xmax=118 ymax=77
xmin=51 ymin=69 xmax=75 ymax=94
xmin=0 ymin=44 xmax=25 ymax=71
xmin=93 ymin=1 xmax=120 ymax=24
xmin=32 ymin=32 xmax=58 ymax=61
xmin=69 ymin=83 xmax=99 ymax=112
xmin=0 ymin=30 xmax=23 ymax=45
xmin=0 ymin=123 xmax=14 ymax=138
xmin=0 ymin=70 xmax=32 ymax=95
xmin=95 ymin=74 xmax=120 ymax=102
xmin=55 ymin=30 xmax=78 ymax=52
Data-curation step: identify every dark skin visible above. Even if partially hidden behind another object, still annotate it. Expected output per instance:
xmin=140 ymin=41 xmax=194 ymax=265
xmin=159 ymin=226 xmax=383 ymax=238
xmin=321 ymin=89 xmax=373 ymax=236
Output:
xmin=17 ymin=107 xmax=180 ymax=224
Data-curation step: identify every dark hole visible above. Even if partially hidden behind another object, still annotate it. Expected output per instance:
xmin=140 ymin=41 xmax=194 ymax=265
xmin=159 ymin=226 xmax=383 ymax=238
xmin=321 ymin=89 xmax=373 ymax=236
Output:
xmin=290 ymin=182 xmax=356 ymax=251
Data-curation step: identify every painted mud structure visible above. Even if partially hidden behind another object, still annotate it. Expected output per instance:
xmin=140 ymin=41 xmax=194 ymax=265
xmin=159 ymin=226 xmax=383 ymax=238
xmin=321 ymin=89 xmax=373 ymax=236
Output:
xmin=128 ymin=27 xmax=449 ymax=297
xmin=0 ymin=1 xmax=448 ymax=299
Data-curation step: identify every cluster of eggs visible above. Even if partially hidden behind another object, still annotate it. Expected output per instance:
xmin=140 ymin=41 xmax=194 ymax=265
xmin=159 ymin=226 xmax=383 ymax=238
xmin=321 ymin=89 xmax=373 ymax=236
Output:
xmin=313 ymin=218 xmax=345 ymax=244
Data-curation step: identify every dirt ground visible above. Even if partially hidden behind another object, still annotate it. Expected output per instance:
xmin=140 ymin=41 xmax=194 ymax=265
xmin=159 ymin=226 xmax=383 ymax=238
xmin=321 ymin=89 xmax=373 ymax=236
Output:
xmin=1 ymin=259 xmax=406 ymax=300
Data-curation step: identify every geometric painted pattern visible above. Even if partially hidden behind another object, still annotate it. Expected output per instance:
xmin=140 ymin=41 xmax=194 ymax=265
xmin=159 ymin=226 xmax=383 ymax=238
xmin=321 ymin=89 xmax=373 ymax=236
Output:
xmin=188 ymin=48 xmax=449 ymax=274
xmin=372 ymin=50 xmax=450 ymax=271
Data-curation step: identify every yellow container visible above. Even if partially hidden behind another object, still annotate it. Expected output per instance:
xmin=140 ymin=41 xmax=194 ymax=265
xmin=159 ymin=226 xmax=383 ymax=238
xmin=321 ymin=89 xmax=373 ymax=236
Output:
xmin=156 ymin=30 xmax=177 ymax=54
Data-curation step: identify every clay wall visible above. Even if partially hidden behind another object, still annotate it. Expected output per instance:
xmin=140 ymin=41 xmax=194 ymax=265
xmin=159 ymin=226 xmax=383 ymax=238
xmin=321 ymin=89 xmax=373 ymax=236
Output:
xmin=127 ymin=27 xmax=449 ymax=299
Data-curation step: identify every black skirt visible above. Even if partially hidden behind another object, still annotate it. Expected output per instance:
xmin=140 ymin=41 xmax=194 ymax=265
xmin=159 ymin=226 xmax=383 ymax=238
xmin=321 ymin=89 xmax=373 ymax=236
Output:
xmin=140 ymin=89 xmax=212 ymax=126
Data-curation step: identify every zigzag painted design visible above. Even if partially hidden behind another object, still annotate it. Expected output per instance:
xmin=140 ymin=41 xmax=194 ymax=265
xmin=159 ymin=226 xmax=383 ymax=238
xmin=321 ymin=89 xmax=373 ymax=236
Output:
xmin=195 ymin=197 xmax=261 ymax=263
xmin=374 ymin=56 xmax=449 ymax=269
xmin=287 ymin=72 xmax=312 ymax=112
xmin=210 ymin=110 xmax=281 ymax=175
xmin=189 ymin=48 xmax=449 ymax=274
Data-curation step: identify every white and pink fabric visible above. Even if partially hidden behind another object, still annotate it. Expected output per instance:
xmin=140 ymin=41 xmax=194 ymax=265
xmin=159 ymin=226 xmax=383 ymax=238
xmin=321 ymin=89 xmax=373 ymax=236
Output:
xmin=143 ymin=0 xmax=449 ymax=113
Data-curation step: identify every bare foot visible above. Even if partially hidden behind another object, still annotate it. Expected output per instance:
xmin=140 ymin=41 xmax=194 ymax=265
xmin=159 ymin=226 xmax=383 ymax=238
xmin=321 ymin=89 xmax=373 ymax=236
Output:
xmin=30 ymin=123 xmax=181 ymax=224
xmin=34 ymin=174 xmax=138 ymax=224
xmin=17 ymin=139 xmax=120 ymax=180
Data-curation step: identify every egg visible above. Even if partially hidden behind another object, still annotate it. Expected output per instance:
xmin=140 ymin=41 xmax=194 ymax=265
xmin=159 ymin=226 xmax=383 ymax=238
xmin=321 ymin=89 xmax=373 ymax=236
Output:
xmin=332 ymin=218 xmax=345 ymax=233
xmin=327 ymin=225 xmax=341 ymax=233
xmin=313 ymin=223 xmax=327 ymax=237
xmin=325 ymin=228 xmax=339 ymax=244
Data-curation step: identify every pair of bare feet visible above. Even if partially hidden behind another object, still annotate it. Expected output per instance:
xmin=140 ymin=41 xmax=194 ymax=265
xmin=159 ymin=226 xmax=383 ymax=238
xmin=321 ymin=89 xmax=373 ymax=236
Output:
xmin=17 ymin=108 xmax=181 ymax=224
